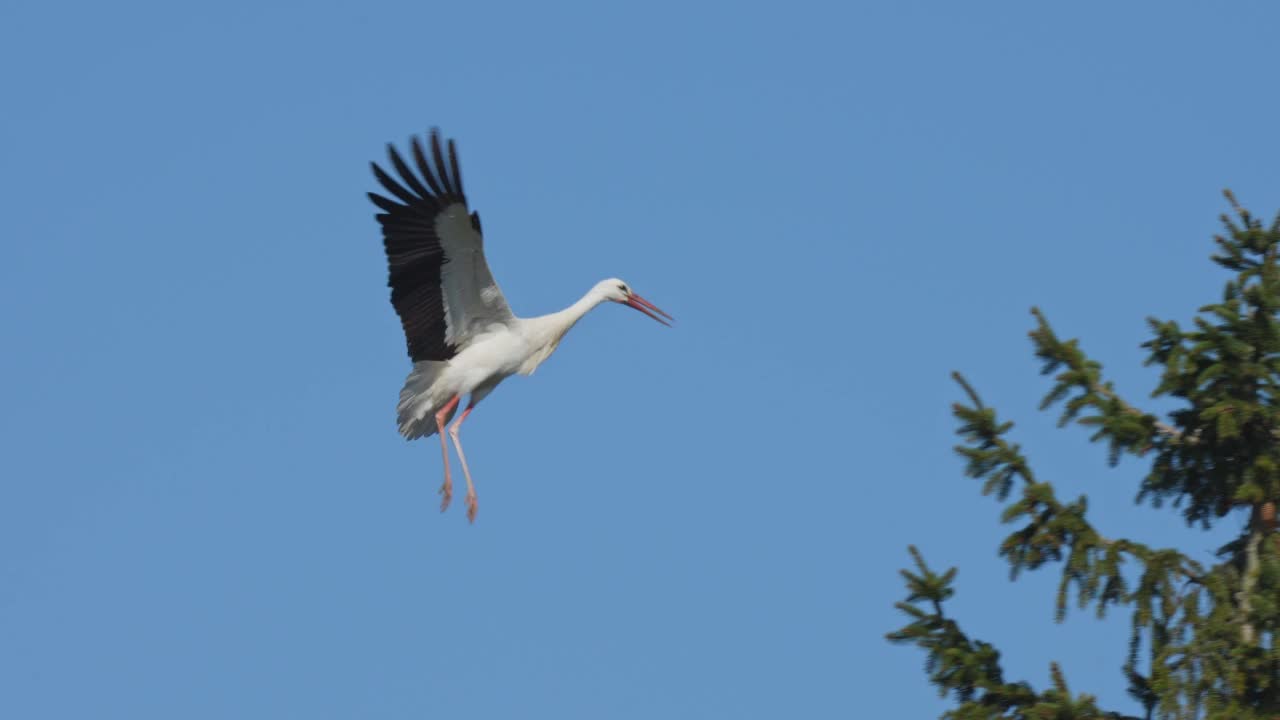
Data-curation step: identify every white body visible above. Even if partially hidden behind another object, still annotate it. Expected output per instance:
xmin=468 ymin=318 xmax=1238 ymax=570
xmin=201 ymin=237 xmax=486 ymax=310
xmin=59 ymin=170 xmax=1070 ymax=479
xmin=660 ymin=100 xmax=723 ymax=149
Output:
xmin=397 ymin=282 xmax=618 ymax=439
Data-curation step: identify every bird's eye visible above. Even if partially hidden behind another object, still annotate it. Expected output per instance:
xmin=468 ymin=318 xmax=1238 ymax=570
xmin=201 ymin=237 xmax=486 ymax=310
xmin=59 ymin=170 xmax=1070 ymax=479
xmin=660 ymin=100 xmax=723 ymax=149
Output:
xmin=618 ymin=284 xmax=628 ymax=293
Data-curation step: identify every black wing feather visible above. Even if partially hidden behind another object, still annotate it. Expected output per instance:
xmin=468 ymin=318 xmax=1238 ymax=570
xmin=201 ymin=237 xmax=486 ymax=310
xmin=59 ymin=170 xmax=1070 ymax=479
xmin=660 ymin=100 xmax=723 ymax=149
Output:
xmin=370 ymin=162 xmax=418 ymax=206
xmin=387 ymin=144 xmax=433 ymax=199
xmin=411 ymin=136 xmax=446 ymax=196
xmin=369 ymin=128 xmax=471 ymax=362
xmin=430 ymin=132 xmax=454 ymax=195
xmin=366 ymin=192 xmax=402 ymax=214
xmin=448 ymin=139 xmax=465 ymax=196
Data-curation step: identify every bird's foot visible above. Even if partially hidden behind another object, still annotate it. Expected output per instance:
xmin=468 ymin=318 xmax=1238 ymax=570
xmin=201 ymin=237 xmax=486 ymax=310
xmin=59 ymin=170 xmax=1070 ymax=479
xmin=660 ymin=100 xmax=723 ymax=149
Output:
xmin=439 ymin=480 xmax=453 ymax=512
xmin=466 ymin=493 xmax=478 ymax=524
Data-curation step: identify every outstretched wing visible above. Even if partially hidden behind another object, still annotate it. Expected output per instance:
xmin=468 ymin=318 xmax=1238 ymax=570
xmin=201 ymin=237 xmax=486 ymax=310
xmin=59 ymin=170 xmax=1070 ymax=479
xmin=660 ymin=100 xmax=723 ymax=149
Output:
xmin=368 ymin=129 xmax=514 ymax=362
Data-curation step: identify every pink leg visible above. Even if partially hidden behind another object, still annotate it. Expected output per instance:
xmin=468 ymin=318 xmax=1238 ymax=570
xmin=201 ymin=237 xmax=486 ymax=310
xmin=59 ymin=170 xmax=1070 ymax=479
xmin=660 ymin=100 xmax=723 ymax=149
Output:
xmin=435 ymin=395 xmax=460 ymax=512
xmin=448 ymin=403 xmax=479 ymax=523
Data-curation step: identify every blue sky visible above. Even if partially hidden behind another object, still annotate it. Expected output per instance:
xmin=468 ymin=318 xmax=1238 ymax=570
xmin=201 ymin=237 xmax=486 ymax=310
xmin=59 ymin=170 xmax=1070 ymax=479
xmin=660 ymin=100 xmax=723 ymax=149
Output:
xmin=3 ymin=1 xmax=1279 ymax=717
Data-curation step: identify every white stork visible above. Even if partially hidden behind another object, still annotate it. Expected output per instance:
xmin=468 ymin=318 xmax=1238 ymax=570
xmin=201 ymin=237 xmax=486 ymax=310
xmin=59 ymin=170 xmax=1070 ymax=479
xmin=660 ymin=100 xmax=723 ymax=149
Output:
xmin=369 ymin=129 xmax=672 ymax=523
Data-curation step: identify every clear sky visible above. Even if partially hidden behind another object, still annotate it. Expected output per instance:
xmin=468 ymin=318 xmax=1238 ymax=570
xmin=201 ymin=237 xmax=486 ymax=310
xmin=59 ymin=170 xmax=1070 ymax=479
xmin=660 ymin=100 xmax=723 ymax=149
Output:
xmin=3 ymin=1 xmax=1280 ymax=717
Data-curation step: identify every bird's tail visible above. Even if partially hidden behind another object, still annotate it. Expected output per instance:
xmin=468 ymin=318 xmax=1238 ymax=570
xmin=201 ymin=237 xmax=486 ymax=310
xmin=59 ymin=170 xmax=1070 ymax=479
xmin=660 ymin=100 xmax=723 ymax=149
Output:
xmin=397 ymin=361 xmax=454 ymax=439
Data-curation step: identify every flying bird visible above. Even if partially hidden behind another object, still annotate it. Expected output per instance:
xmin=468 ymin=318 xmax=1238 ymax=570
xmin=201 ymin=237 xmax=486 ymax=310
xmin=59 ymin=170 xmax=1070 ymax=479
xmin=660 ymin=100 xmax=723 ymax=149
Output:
xmin=368 ymin=129 xmax=672 ymax=523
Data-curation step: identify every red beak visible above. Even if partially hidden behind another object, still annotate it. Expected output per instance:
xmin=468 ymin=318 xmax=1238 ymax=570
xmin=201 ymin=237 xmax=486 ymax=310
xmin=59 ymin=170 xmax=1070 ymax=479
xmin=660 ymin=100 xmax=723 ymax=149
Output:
xmin=624 ymin=293 xmax=674 ymax=327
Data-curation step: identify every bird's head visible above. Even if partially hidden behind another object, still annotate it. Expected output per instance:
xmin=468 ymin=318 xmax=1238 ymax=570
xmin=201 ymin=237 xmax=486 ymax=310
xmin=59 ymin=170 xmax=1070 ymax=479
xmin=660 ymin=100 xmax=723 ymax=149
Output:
xmin=594 ymin=278 xmax=673 ymax=327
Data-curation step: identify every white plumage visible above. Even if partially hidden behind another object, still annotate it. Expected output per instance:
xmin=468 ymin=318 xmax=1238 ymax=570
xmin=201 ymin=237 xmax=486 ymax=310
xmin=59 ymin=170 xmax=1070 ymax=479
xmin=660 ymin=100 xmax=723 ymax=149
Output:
xmin=369 ymin=129 xmax=672 ymax=522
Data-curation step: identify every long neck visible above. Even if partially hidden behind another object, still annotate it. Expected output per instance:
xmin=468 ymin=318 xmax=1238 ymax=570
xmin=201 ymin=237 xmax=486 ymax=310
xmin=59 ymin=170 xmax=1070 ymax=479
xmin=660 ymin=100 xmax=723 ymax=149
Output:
xmin=516 ymin=290 xmax=606 ymax=374
xmin=539 ymin=290 xmax=605 ymax=343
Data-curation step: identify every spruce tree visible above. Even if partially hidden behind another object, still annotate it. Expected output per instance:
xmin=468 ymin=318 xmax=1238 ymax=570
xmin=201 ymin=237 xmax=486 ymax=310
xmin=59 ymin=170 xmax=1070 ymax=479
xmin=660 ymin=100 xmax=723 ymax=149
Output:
xmin=888 ymin=193 xmax=1280 ymax=719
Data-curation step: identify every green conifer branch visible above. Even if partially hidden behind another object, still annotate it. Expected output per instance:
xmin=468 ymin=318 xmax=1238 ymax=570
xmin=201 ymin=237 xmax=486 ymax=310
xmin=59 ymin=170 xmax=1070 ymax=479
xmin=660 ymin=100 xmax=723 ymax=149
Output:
xmin=952 ymin=372 xmax=1202 ymax=601
xmin=893 ymin=194 xmax=1280 ymax=718
xmin=887 ymin=546 xmax=1143 ymax=719
xmin=1029 ymin=308 xmax=1180 ymax=462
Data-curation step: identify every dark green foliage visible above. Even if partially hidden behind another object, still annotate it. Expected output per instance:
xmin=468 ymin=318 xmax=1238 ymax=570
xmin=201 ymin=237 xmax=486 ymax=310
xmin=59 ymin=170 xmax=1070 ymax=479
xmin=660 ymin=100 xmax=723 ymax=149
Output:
xmin=887 ymin=547 xmax=1138 ymax=720
xmin=888 ymin=194 xmax=1280 ymax=719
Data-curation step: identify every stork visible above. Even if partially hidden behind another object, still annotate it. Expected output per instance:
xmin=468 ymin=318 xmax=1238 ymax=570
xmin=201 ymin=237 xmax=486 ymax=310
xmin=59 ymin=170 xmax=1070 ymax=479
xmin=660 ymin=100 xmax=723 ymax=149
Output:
xmin=368 ymin=129 xmax=672 ymax=523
